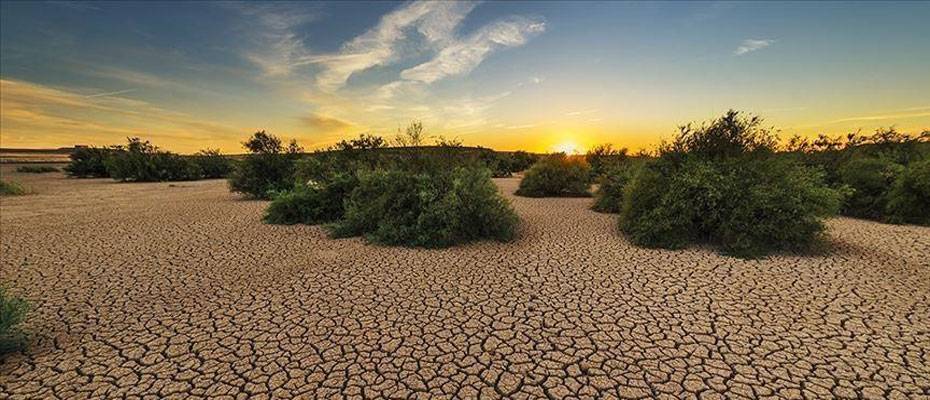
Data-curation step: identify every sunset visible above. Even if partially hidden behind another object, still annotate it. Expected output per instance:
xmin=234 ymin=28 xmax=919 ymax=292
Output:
xmin=2 ymin=2 xmax=929 ymax=399
xmin=2 ymin=1 xmax=928 ymax=153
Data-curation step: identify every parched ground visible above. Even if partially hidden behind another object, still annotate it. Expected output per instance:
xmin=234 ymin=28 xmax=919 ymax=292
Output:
xmin=1 ymin=166 xmax=929 ymax=399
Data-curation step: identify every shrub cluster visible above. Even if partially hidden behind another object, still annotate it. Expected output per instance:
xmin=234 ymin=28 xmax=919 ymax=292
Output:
xmin=328 ymin=167 xmax=518 ymax=247
xmin=64 ymin=139 xmax=232 ymax=182
xmin=263 ymin=130 xmax=520 ymax=248
xmin=0 ymin=180 xmax=27 ymax=196
xmin=15 ymin=165 xmax=59 ymax=173
xmin=620 ymin=110 xmax=845 ymax=258
xmin=228 ymin=131 xmax=303 ymax=199
xmin=784 ymin=128 xmax=929 ymax=225
xmin=64 ymin=146 xmax=112 ymax=178
xmin=586 ymin=144 xmax=629 ymax=178
xmin=591 ymin=163 xmax=639 ymax=213
xmin=0 ymin=287 xmax=30 ymax=354
xmin=515 ymin=154 xmax=592 ymax=197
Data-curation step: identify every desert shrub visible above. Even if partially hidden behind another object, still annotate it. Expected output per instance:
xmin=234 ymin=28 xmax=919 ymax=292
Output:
xmin=105 ymin=138 xmax=202 ymax=182
xmin=620 ymin=110 xmax=844 ymax=258
xmin=591 ymin=163 xmax=639 ymax=213
xmin=264 ymin=172 xmax=358 ymax=225
xmin=228 ymin=131 xmax=303 ymax=199
xmin=15 ymin=165 xmax=59 ymax=173
xmin=885 ymin=159 xmax=930 ymax=225
xmin=586 ymin=144 xmax=628 ymax=177
xmin=0 ymin=180 xmax=27 ymax=196
xmin=0 ymin=287 xmax=30 ymax=354
xmin=193 ymin=149 xmax=232 ymax=179
xmin=64 ymin=146 xmax=112 ymax=178
xmin=837 ymin=157 xmax=904 ymax=220
xmin=515 ymin=154 xmax=592 ymax=197
xmin=509 ymin=151 xmax=540 ymax=172
xmin=329 ymin=166 xmax=518 ymax=248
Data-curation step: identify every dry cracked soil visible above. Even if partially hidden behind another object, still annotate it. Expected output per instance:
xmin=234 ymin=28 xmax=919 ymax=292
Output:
xmin=1 ymin=165 xmax=929 ymax=399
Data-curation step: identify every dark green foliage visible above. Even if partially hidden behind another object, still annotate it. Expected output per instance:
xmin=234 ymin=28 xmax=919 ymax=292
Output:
xmin=515 ymin=154 xmax=592 ymax=197
xmin=264 ymin=173 xmax=358 ymax=225
xmin=885 ymin=159 xmax=930 ymax=225
xmin=15 ymin=165 xmax=59 ymax=173
xmin=620 ymin=110 xmax=845 ymax=258
xmin=586 ymin=144 xmax=628 ymax=178
xmin=228 ymin=131 xmax=303 ymax=199
xmin=329 ymin=167 xmax=518 ymax=247
xmin=64 ymin=146 xmax=112 ymax=178
xmin=105 ymin=138 xmax=202 ymax=182
xmin=591 ymin=163 xmax=638 ymax=213
xmin=1 ymin=287 xmax=30 ymax=354
xmin=509 ymin=151 xmax=540 ymax=172
xmin=837 ymin=157 xmax=904 ymax=220
xmin=193 ymin=149 xmax=232 ymax=179
xmin=0 ymin=180 xmax=27 ymax=196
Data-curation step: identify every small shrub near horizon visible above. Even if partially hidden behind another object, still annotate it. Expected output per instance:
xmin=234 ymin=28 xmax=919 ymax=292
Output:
xmin=0 ymin=287 xmax=30 ymax=355
xmin=516 ymin=153 xmax=592 ymax=197
xmin=15 ymin=165 xmax=59 ymax=174
xmin=105 ymin=138 xmax=203 ymax=182
xmin=228 ymin=131 xmax=303 ymax=199
xmin=193 ymin=149 xmax=233 ymax=179
xmin=620 ymin=110 xmax=845 ymax=258
xmin=0 ymin=180 xmax=28 ymax=196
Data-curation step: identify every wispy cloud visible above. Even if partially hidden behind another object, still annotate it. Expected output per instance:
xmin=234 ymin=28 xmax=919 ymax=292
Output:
xmin=85 ymin=88 xmax=137 ymax=98
xmin=232 ymin=3 xmax=322 ymax=77
xmin=399 ymin=16 xmax=546 ymax=84
xmin=300 ymin=114 xmax=353 ymax=133
xmin=734 ymin=39 xmax=774 ymax=55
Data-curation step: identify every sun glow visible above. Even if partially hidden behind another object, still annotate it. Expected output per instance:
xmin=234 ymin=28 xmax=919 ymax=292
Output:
xmin=552 ymin=140 xmax=583 ymax=155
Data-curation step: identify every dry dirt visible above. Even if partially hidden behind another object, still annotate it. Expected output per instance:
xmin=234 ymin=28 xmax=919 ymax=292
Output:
xmin=1 ymin=166 xmax=929 ymax=399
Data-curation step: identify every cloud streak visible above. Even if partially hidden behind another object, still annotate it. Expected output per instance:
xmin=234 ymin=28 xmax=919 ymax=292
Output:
xmin=734 ymin=39 xmax=774 ymax=55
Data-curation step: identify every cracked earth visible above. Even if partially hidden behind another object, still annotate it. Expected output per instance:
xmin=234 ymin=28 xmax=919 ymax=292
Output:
xmin=1 ymin=166 xmax=929 ymax=399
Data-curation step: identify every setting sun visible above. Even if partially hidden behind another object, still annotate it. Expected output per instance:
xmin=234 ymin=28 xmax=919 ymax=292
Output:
xmin=553 ymin=141 xmax=583 ymax=155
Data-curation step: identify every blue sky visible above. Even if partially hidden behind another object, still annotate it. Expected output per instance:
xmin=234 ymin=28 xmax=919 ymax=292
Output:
xmin=2 ymin=1 xmax=928 ymax=152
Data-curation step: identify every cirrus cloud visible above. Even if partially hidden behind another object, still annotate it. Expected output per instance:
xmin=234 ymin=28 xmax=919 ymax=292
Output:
xmin=734 ymin=39 xmax=775 ymax=55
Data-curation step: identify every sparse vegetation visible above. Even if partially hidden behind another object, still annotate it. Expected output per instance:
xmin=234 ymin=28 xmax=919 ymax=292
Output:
xmin=515 ymin=153 xmax=592 ymax=197
xmin=0 ymin=180 xmax=28 ymax=196
xmin=15 ymin=165 xmax=59 ymax=173
xmin=228 ymin=131 xmax=303 ymax=199
xmin=0 ymin=287 xmax=30 ymax=354
xmin=64 ymin=146 xmax=113 ymax=178
xmin=620 ymin=110 xmax=845 ymax=258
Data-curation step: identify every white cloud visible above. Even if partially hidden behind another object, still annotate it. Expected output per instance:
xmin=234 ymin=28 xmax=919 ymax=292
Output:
xmin=233 ymin=3 xmax=321 ymax=77
xmin=399 ymin=16 xmax=546 ymax=84
xmin=312 ymin=1 xmax=477 ymax=91
xmin=734 ymin=39 xmax=774 ymax=55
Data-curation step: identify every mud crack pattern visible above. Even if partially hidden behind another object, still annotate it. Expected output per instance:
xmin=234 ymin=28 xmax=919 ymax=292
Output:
xmin=1 ymin=168 xmax=929 ymax=399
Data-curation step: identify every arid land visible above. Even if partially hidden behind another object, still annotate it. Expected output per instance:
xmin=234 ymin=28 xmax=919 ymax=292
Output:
xmin=1 ymin=165 xmax=929 ymax=399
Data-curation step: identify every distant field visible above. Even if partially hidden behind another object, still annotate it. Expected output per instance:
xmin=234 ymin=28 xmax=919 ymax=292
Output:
xmin=0 ymin=148 xmax=73 ymax=164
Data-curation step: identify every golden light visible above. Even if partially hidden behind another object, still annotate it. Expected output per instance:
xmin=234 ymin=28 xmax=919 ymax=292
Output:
xmin=552 ymin=140 xmax=583 ymax=155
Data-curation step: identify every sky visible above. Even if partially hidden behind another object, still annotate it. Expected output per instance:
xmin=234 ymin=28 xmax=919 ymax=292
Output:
xmin=1 ymin=1 xmax=929 ymax=154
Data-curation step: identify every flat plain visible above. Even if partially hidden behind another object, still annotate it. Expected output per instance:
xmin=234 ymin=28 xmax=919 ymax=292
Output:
xmin=1 ymin=165 xmax=929 ymax=399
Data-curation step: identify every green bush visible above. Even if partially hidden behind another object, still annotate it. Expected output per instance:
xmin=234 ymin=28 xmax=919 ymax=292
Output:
xmin=105 ymin=138 xmax=202 ymax=182
xmin=64 ymin=146 xmax=112 ymax=178
xmin=264 ymin=172 xmax=358 ymax=225
xmin=329 ymin=167 xmax=518 ymax=248
xmin=586 ymin=144 xmax=628 ymax=178
xmin=509 ymin=151 xmax=540 ymax=172
xmin=15 ymin=165 xmax=59 ymax=173
xmin=591 ymin=164 xmax=638 ymax=213
xmin=0 ymin=180 xmax=27 ymax=196
xmin=228 ymin=131 xmax=303 ymax=199
xmin=515 ymin=154 xmax=592 ymax=197
xmin=885 ymin=159 xmax=930 ymax=225
xmin=193 ymin=149 xmax=232 ymax=179
xmin=837 ymin=157 xmax=904 ymax=220
xmin=619 ymin=110 xmax=844 ymax=258
xmin=1 ymin=287 xmax=30 ymax=354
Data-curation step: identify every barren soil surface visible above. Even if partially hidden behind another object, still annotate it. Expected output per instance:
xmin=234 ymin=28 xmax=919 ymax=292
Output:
xmin=1 ymin=166 xmax=929 ymax=399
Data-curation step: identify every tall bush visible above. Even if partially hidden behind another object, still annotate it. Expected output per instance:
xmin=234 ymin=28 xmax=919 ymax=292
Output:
xmin=620 ymin=110 xmax=845 ymax=258
xmin=228 ymin=131 xmax=303 ymax=199
xmin=837 ymin=157 xmax=904 ymax=220
xmin=591 ymin=163 xmax=638 ymax=213
xmin=515 ymin=154 xmax=592 ymax=197
xmin=885 ymin=159 xmax=930 ymax=225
